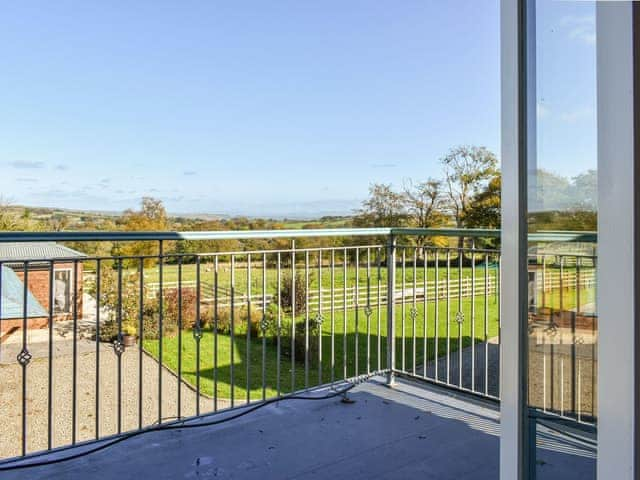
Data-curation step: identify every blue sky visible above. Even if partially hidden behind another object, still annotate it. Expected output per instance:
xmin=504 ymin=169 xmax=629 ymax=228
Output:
xmin=535 ymin=0 xmax=597 ymax=182
xmin=0 ymin=1 xmax=594 ymax=217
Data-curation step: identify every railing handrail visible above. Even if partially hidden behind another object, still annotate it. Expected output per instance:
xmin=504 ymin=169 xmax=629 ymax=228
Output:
xmin=0 ymin=227 xmax=496 ymax=242
xmin=0 ymin=226 xmax=596 ymax=243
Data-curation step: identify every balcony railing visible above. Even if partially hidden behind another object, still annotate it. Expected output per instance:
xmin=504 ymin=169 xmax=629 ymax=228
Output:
xmin=0 ymin=227 xmax=596 ymax=463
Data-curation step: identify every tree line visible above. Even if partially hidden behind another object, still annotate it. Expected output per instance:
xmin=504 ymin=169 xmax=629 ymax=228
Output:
xmin=353 ymin=145 xmax=500 ymax=233
xmin=0 ymin=144 xmax=597 ymax=258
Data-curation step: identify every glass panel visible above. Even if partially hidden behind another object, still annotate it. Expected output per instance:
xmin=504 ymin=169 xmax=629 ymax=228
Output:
xmin=526 ymin=0 xmax=597 ymax=477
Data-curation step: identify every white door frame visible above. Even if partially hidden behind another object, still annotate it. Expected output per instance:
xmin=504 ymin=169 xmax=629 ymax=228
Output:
xmin=500 ymin=0 xmax=529 ymax=477
xmin=501 ymin=0 xmax=639 ymax=478
xmin=596 ymin=2 xmax=636 ymax=478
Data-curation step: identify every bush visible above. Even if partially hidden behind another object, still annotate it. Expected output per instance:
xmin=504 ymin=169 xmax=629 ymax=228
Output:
xmin=278 ymin=272 xmax=309 ymax=315
xmin=214 ymin=306 xmax=262 ymax=337
xmin=97 ymin=319 xmax=142 ymax=342
xmin=98 ymin=319 xmax=120 ymax=343
xmin=261 ymin=303 xmax=281 ymax=340
xmin=163 ymin=287 xmax=198 ymax=328
xmin=280 ymin=318 xmax=321 ymax=361
xmin=122 ymin=322 xmax=137 ymax=336
xmin=199 ymin=305 xmax=214 ymax=329
xmin=141 ymin=310 xmax=179 ymax=340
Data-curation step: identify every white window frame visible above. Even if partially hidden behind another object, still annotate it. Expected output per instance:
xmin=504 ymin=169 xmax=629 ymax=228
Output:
xmin=53 ymin=266 xmax=73 ymax=314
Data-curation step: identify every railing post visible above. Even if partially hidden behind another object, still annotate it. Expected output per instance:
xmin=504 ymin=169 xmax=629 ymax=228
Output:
xmin=386 ymin=234 xmax=396 ymax=386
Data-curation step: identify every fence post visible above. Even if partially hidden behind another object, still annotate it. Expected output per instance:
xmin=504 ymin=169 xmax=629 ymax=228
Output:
xmin=386 ymin=234 xmax=396 ymax=386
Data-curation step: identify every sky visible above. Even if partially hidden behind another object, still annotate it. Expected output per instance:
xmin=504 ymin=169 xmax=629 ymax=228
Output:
xmin=0 ymin=1 xmax=595 ymax=218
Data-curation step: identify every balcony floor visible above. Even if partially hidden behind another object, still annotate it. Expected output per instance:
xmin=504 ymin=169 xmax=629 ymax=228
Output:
xmin=1 ymin=377 xmax=595 ymax=480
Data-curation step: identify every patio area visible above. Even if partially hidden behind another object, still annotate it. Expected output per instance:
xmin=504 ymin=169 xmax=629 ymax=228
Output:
xmin=0 ymin=377 xmax=595 ymax=480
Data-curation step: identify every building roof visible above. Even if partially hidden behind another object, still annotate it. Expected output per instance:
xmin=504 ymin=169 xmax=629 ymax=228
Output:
xmin=0 ymin=265 xmax=48 ymax=319
xmin=0 ymin=242 xmax=86 ymax=263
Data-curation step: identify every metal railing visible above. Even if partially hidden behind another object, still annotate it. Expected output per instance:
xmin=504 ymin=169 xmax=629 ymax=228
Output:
xmin=0 ymin=227 xmax=597 ymax=460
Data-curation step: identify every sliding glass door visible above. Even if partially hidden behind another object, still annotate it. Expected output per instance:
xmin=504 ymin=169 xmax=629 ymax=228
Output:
xmin=525 ymin=1 xmax=597 ymax=478
xmin=503 ymin=1 xmax=639 ymax=478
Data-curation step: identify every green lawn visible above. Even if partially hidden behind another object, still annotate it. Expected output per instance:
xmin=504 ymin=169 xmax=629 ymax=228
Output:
xmin=143 ymin=294 xmax=500 ymax=401
xmin=138 ymin=255 xmax=593 ymax=401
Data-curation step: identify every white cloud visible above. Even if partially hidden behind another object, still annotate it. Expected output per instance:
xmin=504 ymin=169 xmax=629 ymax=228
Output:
xmin=562 ymin=15 xmax=595 ymax=46
xmin=8 ymin=160 xmax=45 ymax=169
xmin=559 ymin=107 xmax=594 ymax=123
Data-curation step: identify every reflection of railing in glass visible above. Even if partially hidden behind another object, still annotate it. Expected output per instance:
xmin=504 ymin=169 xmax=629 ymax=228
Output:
xmin=527 ymin=253 xmax=597 ymax=425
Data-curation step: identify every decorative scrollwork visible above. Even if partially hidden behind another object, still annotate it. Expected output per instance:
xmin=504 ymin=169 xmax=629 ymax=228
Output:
xmin=17 ymin=348 xmax=32 ymax=366
xmin=260 ymin=317 xmax=269 ymax=333
xmin=455 ymin=311 xmax=464 ymax=325
xmin=409 ymin=307 xmax=418 ymax=321
xmin=192 ymin=325 xmax=203 ymax=341
xmin=364 ymin=306 xmax=373 ymax=318
xmin=113 ymin=335 xmax=125 ymax=356
xmin=314 ymin=312 xmax=324 ymax=327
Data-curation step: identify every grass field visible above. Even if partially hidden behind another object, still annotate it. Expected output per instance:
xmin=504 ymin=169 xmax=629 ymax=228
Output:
xmin=142 ymin=294 xmax=502 ymax=401
xmin=135 ymin=246 xmax=593 ymax=401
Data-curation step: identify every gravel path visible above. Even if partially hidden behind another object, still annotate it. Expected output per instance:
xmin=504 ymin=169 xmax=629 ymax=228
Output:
xmin=0 ymin=341 xmax=228 ymax=459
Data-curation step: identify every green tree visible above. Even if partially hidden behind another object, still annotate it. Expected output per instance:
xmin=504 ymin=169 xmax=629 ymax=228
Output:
xmin=441 ymin=146 xmax=498 ymax=246
xmin=464 ymin=173 xmax=501 ymax=248
xmin=465 ymin=173 xmax=501 ymax=229
xmin=114 ymin=197 xmax=170 ymax=266
xmin=0 ymin=200 xmax=21 ymax=230
xmin=353 ymin=183 xmax=406 ymax=228
xmin=402 ymin=178 xmax=446 ymax=250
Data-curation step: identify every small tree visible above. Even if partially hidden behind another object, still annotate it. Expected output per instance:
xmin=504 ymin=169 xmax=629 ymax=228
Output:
xmin=278 ymin=272 xmax=308 ymax=315
xmin=353 ymin=183 xmax=407 ymax=227
xmin=403 ymin=178 xmax=446 ymax=250
xmin=114 ymin=197 xmax=170 ymax=267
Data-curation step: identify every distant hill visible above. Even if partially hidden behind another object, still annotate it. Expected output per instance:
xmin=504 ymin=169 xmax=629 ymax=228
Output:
xmin=5 ymin=204 xmax=353 ymax=228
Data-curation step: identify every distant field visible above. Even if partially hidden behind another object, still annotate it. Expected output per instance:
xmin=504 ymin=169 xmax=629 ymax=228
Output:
xmin=280 ymin=218 xmax=352 ymax=229
xmin=126 ymin=259 xmax=502 ymax=296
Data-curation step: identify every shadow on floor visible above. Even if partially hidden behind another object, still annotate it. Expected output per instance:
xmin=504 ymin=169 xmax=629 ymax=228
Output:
xmin=0 ymin=378 xmax=595 ymax=480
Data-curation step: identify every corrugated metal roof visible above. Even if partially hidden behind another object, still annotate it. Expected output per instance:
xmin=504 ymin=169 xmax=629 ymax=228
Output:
xmin=0 ymin=242 xmax=86 ymax=262
xmin=0 ymin=265 xmax=48 ymax=319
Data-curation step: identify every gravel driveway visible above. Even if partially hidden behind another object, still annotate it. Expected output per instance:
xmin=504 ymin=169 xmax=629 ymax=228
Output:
xmin=0 ymin=334 xmax=227 ymax=460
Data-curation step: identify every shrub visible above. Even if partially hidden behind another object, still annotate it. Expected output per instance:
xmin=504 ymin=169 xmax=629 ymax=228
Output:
xmin=214 ymin=306 xmax=262 ymax=337
xmin=122 ymin=322 xmax=137 ymax=336
xmin=199 ymin=305 xmax=214 ymax=329
xmin=163 ymin=287 xmax=198 ymax=328
xmin=98 ymin=319 xmax=120 ymax=342
xmin=280 ymin=318 xmax=321 ymax=361
xmin=278 ymin=272 xmax=309 ymax=315
xmin=262 ymin=303 xmax=281 ymax=340
xmin=141 ymin=310 xmax=179 ymax=340
xmin=98 ymin=319 xmax=141 ymax=342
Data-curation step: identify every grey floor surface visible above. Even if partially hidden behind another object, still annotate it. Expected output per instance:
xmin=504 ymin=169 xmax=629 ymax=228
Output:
xmin=0 ymin=377 xmax=595 ymax=480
